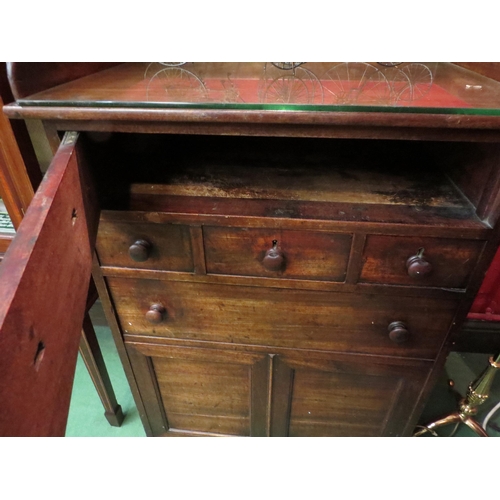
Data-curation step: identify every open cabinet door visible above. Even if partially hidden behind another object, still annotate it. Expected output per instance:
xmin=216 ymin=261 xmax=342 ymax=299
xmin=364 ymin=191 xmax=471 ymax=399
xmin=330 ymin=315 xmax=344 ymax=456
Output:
xmin=0 ymin=132 xmax=99 ymax=436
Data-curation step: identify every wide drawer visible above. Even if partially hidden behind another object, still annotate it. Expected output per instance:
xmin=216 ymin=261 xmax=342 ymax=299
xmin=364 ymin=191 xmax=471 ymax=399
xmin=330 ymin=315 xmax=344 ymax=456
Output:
xmin=360 ymin=235 xmax=484 ymax=289
xmin=204 ymin=226 xmax=352 ymax=281
xmin=96 ymin=220 xmax=194 ymax=272
xmin=107 ymin=277 xmax=458 ymax=359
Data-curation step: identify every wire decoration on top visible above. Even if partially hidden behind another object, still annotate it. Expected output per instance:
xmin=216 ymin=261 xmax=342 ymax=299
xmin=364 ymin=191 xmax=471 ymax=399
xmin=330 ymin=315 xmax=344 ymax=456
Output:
xmin=142 ymin=63 xmax=435 ymax=106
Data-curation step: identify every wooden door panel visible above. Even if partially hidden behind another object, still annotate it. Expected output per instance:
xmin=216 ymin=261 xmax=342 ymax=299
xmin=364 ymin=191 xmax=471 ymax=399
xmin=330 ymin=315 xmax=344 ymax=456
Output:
xmin=126 ymin=342 xmax=271 ymax=437
xmin=126 ymin=341 xmax=431 ymax=437
xmin=0 ymin=132 xmax=99 ymax=437
xmin=155 ymin=356 xmax=251 ymax=435
xmin=271 ymin=354 xmax=432 ymax=437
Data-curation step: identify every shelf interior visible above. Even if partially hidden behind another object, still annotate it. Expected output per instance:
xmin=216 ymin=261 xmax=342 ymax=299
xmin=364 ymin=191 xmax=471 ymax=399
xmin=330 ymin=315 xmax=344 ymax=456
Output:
xmin=84 ymin=133 xmax=486 ymax=229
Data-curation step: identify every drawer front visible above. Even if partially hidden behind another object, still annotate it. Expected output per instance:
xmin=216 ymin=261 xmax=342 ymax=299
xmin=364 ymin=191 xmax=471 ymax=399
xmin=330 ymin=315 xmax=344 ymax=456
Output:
xmin=96 ymin=220 xmax=194 ymax=272
xmin=204 ymin=226 xmax=352 ymax=281
xmin=108 ymin=277 xmax=458 ymax=359
xmin=360 ymin=235 xmax=484 ymax=289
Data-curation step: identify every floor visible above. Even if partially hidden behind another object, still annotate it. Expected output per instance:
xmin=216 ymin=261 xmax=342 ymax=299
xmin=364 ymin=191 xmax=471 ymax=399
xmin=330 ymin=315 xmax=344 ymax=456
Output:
xmin=65 ymin=323 xmax=500 ymax=438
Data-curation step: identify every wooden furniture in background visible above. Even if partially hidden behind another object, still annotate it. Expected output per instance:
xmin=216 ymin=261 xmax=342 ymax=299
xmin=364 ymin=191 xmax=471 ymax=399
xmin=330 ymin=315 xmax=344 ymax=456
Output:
xmin=0 ymin=93 xmax=37 ymax=258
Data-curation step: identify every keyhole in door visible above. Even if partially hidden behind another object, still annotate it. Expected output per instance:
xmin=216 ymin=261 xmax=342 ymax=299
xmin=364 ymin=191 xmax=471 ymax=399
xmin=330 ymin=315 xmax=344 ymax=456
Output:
xmin=34 ymin=341 xmax=45 ymax=371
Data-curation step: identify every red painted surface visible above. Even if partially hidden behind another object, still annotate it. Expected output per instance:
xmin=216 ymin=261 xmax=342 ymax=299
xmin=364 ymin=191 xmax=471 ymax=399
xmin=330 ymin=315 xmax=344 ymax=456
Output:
xmin=469 ymin=246 xmax=500 ymax=321
xmin=126 ymin=78 xmax=470 ymax=107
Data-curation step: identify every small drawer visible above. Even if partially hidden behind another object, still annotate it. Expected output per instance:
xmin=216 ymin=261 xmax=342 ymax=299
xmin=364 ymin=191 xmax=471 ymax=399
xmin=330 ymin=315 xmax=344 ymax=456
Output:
xmin=107 ymin=277 xmax=458 ymax=359
xmin=96 ymin=219 xmax=194 ymax=272
xmin=360 ymin=235 xmax=484 ymax=289
xmin=204 ymin=226 xmax=352 ymax=282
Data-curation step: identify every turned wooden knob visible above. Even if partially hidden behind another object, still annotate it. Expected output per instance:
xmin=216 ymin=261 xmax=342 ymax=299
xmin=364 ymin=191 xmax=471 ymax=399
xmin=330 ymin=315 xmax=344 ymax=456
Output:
xmin=129 ymin=239 xmax=151 ymax=262
xmin=146 ymin=304 xmax=166 ymax=324
xmin=406 ymin=248 xmax=432 ymax=278
xmin=262 ymin=240 xmax=285 ymax=272
xmin=388 ymin=321 xmax=410 ymax=343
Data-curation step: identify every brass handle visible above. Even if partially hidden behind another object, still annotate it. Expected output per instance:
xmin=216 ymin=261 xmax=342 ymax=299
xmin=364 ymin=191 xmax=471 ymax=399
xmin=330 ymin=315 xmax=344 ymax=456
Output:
xmin=129 ymin=239 xmax=152 ymax=262
xmin=262 ymin=240 xmax=285 ymax=272
xmin=146 ymin=304 xmax=166 ymax=324
xmin=406 ymin=248 xmax=432 ymax=278
xmin=388 ymin=321 xmax=410 ymax=343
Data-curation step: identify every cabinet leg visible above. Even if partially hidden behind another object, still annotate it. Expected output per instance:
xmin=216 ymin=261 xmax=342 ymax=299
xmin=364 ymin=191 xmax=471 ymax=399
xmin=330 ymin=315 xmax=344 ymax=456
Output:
xmin=79 ymin=312 xmax=124 ymax=427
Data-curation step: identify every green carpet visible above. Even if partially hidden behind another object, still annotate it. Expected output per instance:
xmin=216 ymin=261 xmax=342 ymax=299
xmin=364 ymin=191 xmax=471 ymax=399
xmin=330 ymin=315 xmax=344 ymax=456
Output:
xmin=65 ymin=325 xmax=145 ymax=437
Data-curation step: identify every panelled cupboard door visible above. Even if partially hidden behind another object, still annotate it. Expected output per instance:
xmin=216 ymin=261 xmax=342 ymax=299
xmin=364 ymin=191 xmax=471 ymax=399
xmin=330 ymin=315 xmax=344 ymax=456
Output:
xmin=125 ymin=342 xmax=432 ymax=437
xmin=126 ymin=342 xmax=271 ymax=436
xmin=0 ymin=132 xmax=98 ymax=437
xmin=270 ymin=353 xmax=433 ymax=437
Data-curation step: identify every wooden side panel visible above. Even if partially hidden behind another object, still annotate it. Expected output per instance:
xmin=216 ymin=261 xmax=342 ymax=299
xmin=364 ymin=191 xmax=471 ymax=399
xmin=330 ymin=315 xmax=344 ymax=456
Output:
xmin=272 ymin=354 xmax=432 ymax=437
xmin=433 ymin=142 xmax=493 ymax=210
xmin=0 ymin=133 xmax=99 ymax=436
xmin=127 ymin=343 xmax=270 ymax=437
xmin=0 ymin=65 xmax=42 ymax=195
xmin=430 ymin=141 xmax=500 ymax=225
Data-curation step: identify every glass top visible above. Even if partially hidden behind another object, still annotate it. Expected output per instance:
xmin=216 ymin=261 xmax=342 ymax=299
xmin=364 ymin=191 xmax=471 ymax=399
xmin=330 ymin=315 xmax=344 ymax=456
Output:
xmin=17 ymin=62 xmax=500 ymax=115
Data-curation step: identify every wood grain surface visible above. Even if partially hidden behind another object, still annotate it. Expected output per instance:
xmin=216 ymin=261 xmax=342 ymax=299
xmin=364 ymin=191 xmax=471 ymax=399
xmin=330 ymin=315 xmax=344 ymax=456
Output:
xmin=107 ymin=277 xmax=458 ymax=359
xmin=5 ymin=63 xmax=500 ymax=437
xmin=204 ymin=226 xmax=351 ymax=281
xmin=97 ymin=220 xmax=194 ymax=272
xmin=0 ymin=133 xmax=98 ymax=436
xmin=360 ymin=235 xmax=485 ymax=289
xmin=125 ymin=341 xmax=433 ymax=437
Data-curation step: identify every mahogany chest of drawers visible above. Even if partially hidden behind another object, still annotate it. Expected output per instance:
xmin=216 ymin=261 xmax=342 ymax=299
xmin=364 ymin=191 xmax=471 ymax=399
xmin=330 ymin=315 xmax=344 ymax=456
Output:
xmin=4 ymin=62 xmax=500 ymax=436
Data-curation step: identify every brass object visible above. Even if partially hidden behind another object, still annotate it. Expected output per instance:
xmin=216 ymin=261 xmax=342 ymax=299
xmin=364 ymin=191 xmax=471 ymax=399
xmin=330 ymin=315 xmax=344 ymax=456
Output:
xmin=414 ymin=353 xmax=500 ymax=437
